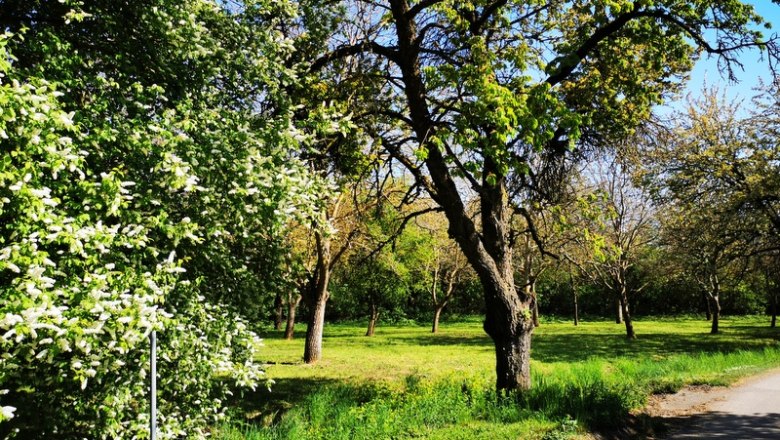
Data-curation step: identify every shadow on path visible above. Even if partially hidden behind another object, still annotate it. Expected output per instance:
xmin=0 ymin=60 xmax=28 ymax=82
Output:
xmin=663 ymin=412 xmax=780 ymax=439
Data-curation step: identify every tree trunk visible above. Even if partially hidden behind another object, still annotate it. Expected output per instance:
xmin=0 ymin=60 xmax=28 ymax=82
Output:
xmin=573 ymin=291 xmax=579 ymax=326
xmin=709 ymin=295 xmax=721 ymax=334
xmin=771 ymin=293 xmax=777 ymax=328
xmin=366 ymin=302 xmax=379 ymax=336
xmin=303 ymin=231 xmax=332 ymax=364
xmin=615 ymin=298 xmax=623 ymax=324
xmin=432 ymin=304 xmax=444 ymax=333
xmin=704 ymin=292 xmax=712 ymax=321
xmin=304 ymin=294 xmax=328 ymax=362
xmin=619 ymin=295 xmax=635 ymax=339
xmin=489 ymin=316 xmax=534 ymax=392
xmin=570 ymin=273 xmax=579 ymax=326
xmin=284 ymin=293 xmax=301 ymax=340
xmin=482 ymin=279 xmax=535 ymax=392
xmin=273 ymin=292 xmax=283 ymax=331
xmin=531 ymin=284 xmax=540 ymax=328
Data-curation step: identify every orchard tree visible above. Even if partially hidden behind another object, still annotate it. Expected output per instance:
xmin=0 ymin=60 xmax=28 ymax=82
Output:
xmin=644 ymin=89 xmax=780 ymax=331
xmin=310 ymin=0 xmax=779 ymax=391
xmin=406 ymin=210 xmax=472 ymax=333
xmin=427 ymin=236 xmax=470 ymax=334
xmin=573 ymin=158 xmax=654 ymax=339
xmin=659 ymin=202 xmax=755 ymax=333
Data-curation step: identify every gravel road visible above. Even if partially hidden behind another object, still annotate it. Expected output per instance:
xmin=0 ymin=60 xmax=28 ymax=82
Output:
xmin=655 ymin=369 xmax=780 ymax=439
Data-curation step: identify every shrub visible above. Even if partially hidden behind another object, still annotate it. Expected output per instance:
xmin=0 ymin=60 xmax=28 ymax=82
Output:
xmin=0 ymin=35 xmax=267 ymax=439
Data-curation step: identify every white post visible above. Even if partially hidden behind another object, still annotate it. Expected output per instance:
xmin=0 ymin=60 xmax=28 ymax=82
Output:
xmin=150 ymin=330 xmax=157 ymax=440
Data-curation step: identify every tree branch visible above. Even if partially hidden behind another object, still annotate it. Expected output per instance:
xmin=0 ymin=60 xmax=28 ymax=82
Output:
xmin=311 ymin=41 xmax=400 ymax=72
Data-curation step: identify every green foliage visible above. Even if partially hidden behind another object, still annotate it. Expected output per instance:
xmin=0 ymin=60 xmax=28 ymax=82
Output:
xmin=0 ymin=35 xmax=266 ymax=437
xmin=0 ymin=0 xmax=329 ymax=437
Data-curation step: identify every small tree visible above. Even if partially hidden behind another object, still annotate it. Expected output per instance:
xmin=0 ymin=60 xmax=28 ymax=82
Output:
xmin=578 ymin=158 xmax=654 ymax=339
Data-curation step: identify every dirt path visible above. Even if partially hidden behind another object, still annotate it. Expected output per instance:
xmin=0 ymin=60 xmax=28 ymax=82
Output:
xmin=646 ymin=369 xmax=780 ymax=439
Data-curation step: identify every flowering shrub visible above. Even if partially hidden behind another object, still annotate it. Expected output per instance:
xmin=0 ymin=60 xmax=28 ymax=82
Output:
xmin=0 ymin=33 xmax=271 ymax=439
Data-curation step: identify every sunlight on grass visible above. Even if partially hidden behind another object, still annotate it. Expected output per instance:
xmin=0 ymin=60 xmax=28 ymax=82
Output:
xmin=220 ymin=316 xmax=780 ymax=439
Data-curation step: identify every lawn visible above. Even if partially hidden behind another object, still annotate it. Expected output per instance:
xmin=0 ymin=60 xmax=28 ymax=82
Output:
xmin=218 ymin=316 xmax=780 ymax=439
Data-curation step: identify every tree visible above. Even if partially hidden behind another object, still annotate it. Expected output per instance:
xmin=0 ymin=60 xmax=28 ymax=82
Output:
xmin=428 ymin=239 xmax=470 ymax=333
xmin=573 ymin=158 xmax=654 ymax=339
xmin=643 ymin=89 xmax=780 ymax=332
xmin=660 ymin=201 xmax=756 ymax=333
xmin=311 ymin=0 xmax=779 ymax=391
xmin=401 ymin=209 xmax=473 ymax=333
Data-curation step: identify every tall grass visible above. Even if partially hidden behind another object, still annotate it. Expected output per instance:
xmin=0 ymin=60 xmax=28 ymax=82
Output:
xmin=217 ymin=317 xmax=780 ymax=439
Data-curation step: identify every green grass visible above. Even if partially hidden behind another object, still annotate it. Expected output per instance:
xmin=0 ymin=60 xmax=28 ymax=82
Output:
xmin=218 ymin=316 xmax=780 ymax=439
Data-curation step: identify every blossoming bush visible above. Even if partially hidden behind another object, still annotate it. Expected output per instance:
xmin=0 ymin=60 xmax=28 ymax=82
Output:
xmin=0 ymin=0 xmax=341 ymax=435
xmin=0 ymin=32 xmax=272 ymax=439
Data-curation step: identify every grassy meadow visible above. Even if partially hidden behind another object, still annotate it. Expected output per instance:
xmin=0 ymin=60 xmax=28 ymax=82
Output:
xmin=218 ymin=316 xmax=780 ymax=439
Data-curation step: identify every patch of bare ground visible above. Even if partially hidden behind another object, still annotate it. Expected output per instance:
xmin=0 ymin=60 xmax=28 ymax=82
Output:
xmin=594 ymin=370 xmax=780 ymax=439
xmin=644 ymin=384 xmax=726 ymax=418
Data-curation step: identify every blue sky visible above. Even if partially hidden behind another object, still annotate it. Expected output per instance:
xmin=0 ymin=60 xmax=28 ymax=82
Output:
xmin=682 ymin=1 xmax=780 ymax=104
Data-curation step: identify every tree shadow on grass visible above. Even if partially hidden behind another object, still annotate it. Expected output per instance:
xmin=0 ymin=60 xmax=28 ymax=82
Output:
xmin=366 ymin=328 xmax=779 ymax=363
xmin=227 ymin=377 xmax=341 ymax=425
xmin=388 ymin=332 xmax=493 ymax=347
xmin=533 ymin=331 xmax=778 ymax=363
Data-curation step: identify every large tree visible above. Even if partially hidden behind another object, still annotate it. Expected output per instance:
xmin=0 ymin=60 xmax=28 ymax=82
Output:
xmin=310 ymin=0 xmax=778 ymax=391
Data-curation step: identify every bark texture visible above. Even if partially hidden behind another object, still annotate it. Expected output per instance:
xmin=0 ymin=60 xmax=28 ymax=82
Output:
xmin=709 ymin=295 xmax=721 ymax=334
xmin=572 ymin=281 xmax=579 ymax=326
xmin=619 ymin=295 xmax=635 ymax=339
xmin=491 ymin=317 xmax=534 ymax=391
xmin=531 ymin=287 xmax=540 ymax=328
xmin=303 ymin=231 xmax=332 ymax=364
xmin=304 ymin=295 xmax=328 ymax=363
xmin=365 ymin=302 xmax=379 ymax=336
xmin=615 ymin=298 xmax=623 ymax=324
xmin=284 ymin=293 xmax=302 ymax=340
xmin=432 ymin=306 xmax=443 ymax=333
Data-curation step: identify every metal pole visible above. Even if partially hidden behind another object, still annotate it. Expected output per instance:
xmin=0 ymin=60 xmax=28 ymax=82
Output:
xmin=150 ymin=330 xmax=157 ymax=440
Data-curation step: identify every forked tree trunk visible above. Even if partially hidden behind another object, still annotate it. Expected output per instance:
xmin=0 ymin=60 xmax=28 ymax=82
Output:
xmin=284 ymin=293 xmax=302 ymax=340
xmin=615 ymin=298 xmax=623 ymax=324
xmin=366 ymin=302 xmax=379 ymax=336
xmin=709 ymin=295 xmax=721 ymax=334
xmin=273 ymin=292 xmax=283 ymax=331
xmin=704 ymin=292 xmax=712 ymax=321
xmin=303 ymin=231 xmax=331 ymax=364
xmin=619 ymin=294 xmax=635 ymax=339
xmin=431 ymin=265 xmax=460 ymax=334
xmin=771 ymin=293 xmax=777 ymax=328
